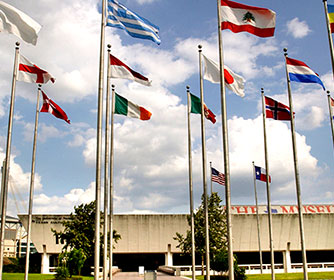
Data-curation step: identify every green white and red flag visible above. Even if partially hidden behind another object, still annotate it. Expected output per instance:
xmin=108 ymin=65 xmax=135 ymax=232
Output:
xmin=114 ymin=93 xmax=152 ymax=121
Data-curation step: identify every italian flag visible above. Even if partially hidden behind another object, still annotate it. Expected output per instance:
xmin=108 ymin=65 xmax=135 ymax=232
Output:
xmin=189 ymin=93 xmax=216 ymax=124
xmin=114 ymin=93 xmax=152 ymax=121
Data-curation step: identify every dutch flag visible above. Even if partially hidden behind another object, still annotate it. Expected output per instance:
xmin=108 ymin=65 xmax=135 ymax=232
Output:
xmin=286 ymin=57 xmax=325 ymax=90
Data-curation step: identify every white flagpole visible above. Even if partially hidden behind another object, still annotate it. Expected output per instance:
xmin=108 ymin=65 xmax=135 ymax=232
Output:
xmin=284 ymin=48 xmax=308 ymax=280
xmin=261 ymin=89 xmax=275 ymax=280
xmin=109 ymin=84 xmax=115 ymax=280
xmin=216 ymin=1 xmax=234 ymax=279
xmin=327 ymin=91 xmax=334 ymax=153
xmin=103 ymin=45 xmax=111 ymax=280
xmin=198 ymin=45 xmax=210 ymax=280
xmin=323 ymin=0 xmax=334 ymax=80
xmin=95 ymin=0 xmax=106 ymax=278
xmin=210 ymin=162 xmax=213 ymax=195
xmin=0 ymin=42 xmax=20 ymax=279
xmin=24 ymin=85 xmax=41 ymax=280
xmin=252 ymin=161 xmax=263 ymax=274
xmin=186 ymin=86 xmax=196 ymax=280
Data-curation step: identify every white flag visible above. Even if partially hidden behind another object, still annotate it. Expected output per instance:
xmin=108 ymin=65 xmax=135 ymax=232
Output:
xmin=203 ymin=54 xmax=245 ymax=97
xmin=0 ymin=1 xmax=41 ymax=45
xmin=17 ymin=55 xmax=55 ymax=84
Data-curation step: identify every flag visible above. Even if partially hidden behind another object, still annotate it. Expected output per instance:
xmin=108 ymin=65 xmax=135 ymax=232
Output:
xmin=0 ymin=1 xmax=41 ymax=45
xmin=211 ymin=167 xmax=225 ymax=186
xmin=114 ymin=93 xmax=151 ymax=120
xmin=265 ymin=96 xmax=291 ymax=121
xmin=17 ymin=55 xmax=55 ymax=84
xmin=327 ymin=4 xmax=334 ymax=33
xmin=220 ymin=0 xmax=276 ymax=38
xmin=40 ymin=91 xmax=70 ymax=124
xmin=190 ymin=93 xmax=216 ymax=124
xmin=202 ymin=54 xmax=245 ymax=97
xmin=106 ymin=0 xmax=160 ymax=45
xmin=254 ymin=165 xmax=271 ymax=183
xmin=286 ymin=57 xmax=325 ymax=90
xmin=330 ymin=96 xmax=334 ymax=120
xmin=109 ymin=54 xmax=151 ymax=86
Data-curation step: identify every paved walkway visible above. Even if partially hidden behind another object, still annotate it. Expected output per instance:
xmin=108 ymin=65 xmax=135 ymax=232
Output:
xmin=113 ymin=271 xmax=187 ymax=280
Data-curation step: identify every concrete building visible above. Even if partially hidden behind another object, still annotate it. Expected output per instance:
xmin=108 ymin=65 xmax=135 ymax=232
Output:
xmin=18 ymin=204 xmax=334 ymax=274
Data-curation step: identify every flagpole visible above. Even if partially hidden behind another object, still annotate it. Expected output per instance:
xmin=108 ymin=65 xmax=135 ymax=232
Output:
xmin=252 ymin=161 xmax=263 ymax=274
xmin=327 ymin=91 xmax=334 ymax=153
xmin=261 ymin=89 xmax=275 ymax=280
xmin=187 ymin=86 xmax=196 ymax=280
xmin=24 ymin=84 xmax=41 ymax=280
xmin=323 ymin=0 xmax=334 ymax=79
xmin=109 ymin=84 xmax=115 ymax=280
xmin=0 ymin=42 xmax=20 ymax=279
xmin=95 ymin=0 xmax=106 ymax=278
xmin=284 ymin=48 xmax=308 ymax=280
xmin=198 ymin=45 xmax=210 ymax=280
xmin=103 ymin=45 xmax=112 ymax=280
xmin=216 ymin=1 xmax=234 ymax=279
xmin=210 ymin=162 xmax=213 ymax=195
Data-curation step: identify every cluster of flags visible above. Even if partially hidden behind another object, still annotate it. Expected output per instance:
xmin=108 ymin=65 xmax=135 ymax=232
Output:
xmin=2 ymin=0 xmax=334 ymax=279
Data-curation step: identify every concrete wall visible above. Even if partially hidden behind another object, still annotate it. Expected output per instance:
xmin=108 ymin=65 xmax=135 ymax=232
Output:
xmin=18 ymin=205 xmax=334 ymax=255
xmin=232 ymin=213 xmax=334 ymax=252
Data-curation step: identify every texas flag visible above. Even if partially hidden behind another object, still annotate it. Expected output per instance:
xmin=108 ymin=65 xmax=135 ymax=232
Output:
xmin=286 ymin=57 xmax=325 ymax=90
xmin=203 ymin=54 xmax=245 ymax=97
xmin=254 ymin=165 xmax=271 ymax=183
xmin=109 ymin=53 xmax=151 ymax=86
xmin=17 ymin=55 xmax=55 ymax=84
xmin=40 ymin=91 xmax=70 ymax=124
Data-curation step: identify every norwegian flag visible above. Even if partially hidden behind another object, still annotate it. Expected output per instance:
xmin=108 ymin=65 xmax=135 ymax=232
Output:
xmin=265 ymin=96 xmax=291 ymax=121
xmin=17 ymin=55 xmax=55 ymax=84
xmin=40 ymin=91 xmax=70 ymax=124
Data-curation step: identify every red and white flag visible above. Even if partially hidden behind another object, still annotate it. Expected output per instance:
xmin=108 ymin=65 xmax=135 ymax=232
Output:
xmin=17 ymin=55 xmax=55 ymax=84
xmin=40 ymin=91 xmax=70 ymax=124
xmin=203 ymin=54 xmax=245 ymax=97
xmin=109 ymin=53 xmax=151 ymax=86
xmin=221 ymin=0 xmax=276 ymax=38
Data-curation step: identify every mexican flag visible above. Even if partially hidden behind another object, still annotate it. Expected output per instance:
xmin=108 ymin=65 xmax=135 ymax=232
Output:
xmin=190 ymin=93 xmax=216 ymax=124
xmin=114 ymin=93 xmax=152 ymax=121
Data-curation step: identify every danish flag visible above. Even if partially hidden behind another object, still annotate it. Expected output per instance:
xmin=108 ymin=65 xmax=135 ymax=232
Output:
xmin=40 ymin=91 xmax=70 ymax=124
xmin=17 ymin=55 xmax=55 ymax=84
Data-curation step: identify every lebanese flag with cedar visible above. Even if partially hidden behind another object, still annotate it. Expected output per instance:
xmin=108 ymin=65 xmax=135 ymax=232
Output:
xmin=40 ymin=91 xmax=70 ymax=124
xmin=17 ymin=55 xmax=55 ymax=84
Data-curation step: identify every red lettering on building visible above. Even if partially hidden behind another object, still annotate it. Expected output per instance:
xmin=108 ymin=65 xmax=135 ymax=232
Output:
xmin=281 ymin=206 xmax=296 ymax=213
xmin=316 ymin=205 xmax=325 ymax=213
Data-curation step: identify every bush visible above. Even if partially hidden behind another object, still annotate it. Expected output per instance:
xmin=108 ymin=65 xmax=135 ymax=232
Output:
xmin=55 ymin=266 xmax=70 ymax=279
xmin=211 ymin=250 xmax=246 ymax=280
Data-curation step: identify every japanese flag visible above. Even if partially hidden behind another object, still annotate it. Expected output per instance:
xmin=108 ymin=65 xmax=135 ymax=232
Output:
xmin=203 ymin=54 xmax=245 ymax=97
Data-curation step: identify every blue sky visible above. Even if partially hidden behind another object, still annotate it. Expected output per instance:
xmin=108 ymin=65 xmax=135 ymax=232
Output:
xmin=1 ymin=0 xmax=334 ymax=216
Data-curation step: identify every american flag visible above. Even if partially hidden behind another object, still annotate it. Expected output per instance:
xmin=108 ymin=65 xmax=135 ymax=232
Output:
xmin=211 ymin=167 xmax=225 ymax=186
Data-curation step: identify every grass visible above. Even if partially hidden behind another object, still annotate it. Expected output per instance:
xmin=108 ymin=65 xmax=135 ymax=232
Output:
xmin=246 ymin=272 xmax=334 ymax=279
xmin=2 ymin=273 xmax=94 ymax=280
xmin=192 ymin=272 xmax=334 ymax=280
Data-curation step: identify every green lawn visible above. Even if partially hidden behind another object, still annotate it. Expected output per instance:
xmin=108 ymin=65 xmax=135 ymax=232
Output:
xmin=3 ymin=273 xmax=93 ymax=280
xmin=246 ymin=272 xmax=334 ymax=280
xmin=193 ymin=272 xmax=334 ymax=280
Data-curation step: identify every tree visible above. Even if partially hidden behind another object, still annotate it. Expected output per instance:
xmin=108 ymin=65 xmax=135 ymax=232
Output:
xmin=52 ymin=201 xmax=121 ymax=275
xmin=174 ymin=192 xmax=245 ymax=279
xmin=174 ymin=192 xmax=227 ymax=273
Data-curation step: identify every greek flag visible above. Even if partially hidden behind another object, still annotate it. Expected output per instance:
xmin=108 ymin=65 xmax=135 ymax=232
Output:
xmin=106 ymin=0 xmax=161 ymax=45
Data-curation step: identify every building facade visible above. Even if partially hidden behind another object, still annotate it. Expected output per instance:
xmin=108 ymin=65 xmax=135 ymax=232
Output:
xmin=18 ymin=204 xmax=334 ymax=274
